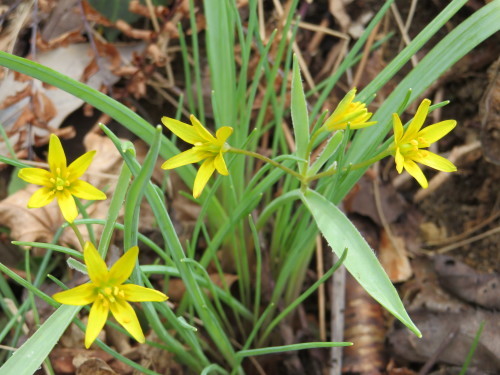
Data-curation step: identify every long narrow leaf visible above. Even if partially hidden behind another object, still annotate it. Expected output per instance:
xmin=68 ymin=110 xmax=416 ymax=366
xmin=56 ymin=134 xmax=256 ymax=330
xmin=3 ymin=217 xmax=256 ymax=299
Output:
xmin=300 ymin=189 xmax=420 ymax=337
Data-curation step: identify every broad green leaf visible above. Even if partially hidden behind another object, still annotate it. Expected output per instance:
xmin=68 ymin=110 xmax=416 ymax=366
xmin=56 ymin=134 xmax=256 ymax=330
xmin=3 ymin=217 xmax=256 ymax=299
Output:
xmin=300 ymin=189 xmax=421 ymax=337
xmin=0 ymin=305 xmax=80 ymax=375
xmin=291 ymin=55 xmax=310 ymax=171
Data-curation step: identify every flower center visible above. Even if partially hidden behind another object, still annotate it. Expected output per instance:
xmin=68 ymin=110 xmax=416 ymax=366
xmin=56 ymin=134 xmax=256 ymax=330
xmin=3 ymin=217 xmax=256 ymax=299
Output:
xmin=50 ymin=167 xmax=71 ymax=191
xmin=97 ymin=286 xmax=125 ymax=307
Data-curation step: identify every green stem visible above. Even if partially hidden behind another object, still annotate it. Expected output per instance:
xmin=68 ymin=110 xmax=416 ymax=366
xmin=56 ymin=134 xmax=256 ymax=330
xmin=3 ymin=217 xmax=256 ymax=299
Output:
xmin=307 ymin=149 xmax=392 ymax=182
xmin=228 ymin=147 xmax=304 ymax=181
xmin=68 ymin=222 xmax=85 ymax=250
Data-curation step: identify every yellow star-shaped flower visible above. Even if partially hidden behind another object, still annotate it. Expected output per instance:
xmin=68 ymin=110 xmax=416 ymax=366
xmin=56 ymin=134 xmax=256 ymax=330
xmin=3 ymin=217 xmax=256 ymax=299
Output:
xmin=322 ymin=88 xmax=377 ymax=131
xmin=18 ymin=134 xmax=106 ymax=223
xmin=53 ymin=242 xmax=168 ymax=348
xmin=161 ymin=115 xmax=233 ymax=198
xmin=392 ymin=99 xmax=457 ymax=188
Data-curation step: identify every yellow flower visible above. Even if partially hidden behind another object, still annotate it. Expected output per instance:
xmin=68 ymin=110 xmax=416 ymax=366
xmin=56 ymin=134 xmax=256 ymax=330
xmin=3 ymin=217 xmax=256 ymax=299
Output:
xmin=161 ymin=115 xmax=233 ymax=198
xmin=53 ymin=242 xmax=168 ymax=348
xmin=392 ymin=99 xmax=457 ymax=188
xmin=18 ymin=134 xmax=106 ymax=223
xmin=322 ymin=88 xmax=377 ymax=131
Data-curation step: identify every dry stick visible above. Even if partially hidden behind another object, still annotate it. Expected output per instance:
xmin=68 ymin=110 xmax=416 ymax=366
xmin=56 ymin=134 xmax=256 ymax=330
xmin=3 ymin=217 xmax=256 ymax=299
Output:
xmin=145 ymin=0 xmax=160 ymax=32
xmin=315 ymin=235 xmax=326 ymax=342
xmin=413 ymin=141 xmax=481 ymax=201
xmin=330 ymin=257 xmax=346 ymax=375
xmin=426 ymin=208 xmax=500 ymax=247
xmin=433 ymin=226 xmax=500 ymax=255
xmin=272 ymin=0 xmax=316 ymax=90
xmin=399 ymin=0 xmax=419 ymax=51
xmin=352 ymin=21 xmax=381 ymax=88
xmin=390 ymin=2 xmax=419 ymax=68
xmin=258 ymin=0 xmax=266 ymax=42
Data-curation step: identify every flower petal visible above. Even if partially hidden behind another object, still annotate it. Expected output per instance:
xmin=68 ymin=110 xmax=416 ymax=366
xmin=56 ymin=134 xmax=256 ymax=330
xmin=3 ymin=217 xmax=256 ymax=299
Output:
xmin=120 ymin=284 xmax=168 ymax=302
xmin=394 ymin=148 xmax=405 ymax=174
xmin=67 ymin=151 xmax=95 ymax=181
xmin=215 ymin=126 xmax=233 ymax=144
xmin=110 ymin=299 xmax=145 ymax=343
xmin=412 ymin=151 xmax=457 ymax=172
xmin=84 ymin=241 xmax=109 ymax=285
xmin=48 ymin=134 xmax=67 ymax=173
xmin=403 ymin=99 xmax=430 ymax=142
xmin=193 ymin=158 xmax=215 ymax=198
xmin=393 ymin=113 xmax=404 ymax=144
xmin=18 ymin=168 xmax=52 ymax=186
xmin=69 ymin=180 xmax=106 ymax=200
xmin=161 ymin=148 xmax=209 ymax=170
xmin=418 ymin=120 xmax=457 ymax=144
xmin=108 ymin=246 xmax=138 ymax=285
xmin=191 ymin=115 xmax=216 ymax=143
xmin=27 ymin=187 xmax=55 ymax=208
xmin=214 ymin=153 xmax=229 ymax=175
xmin=53 ymin=283 xmax=97 ymax=305
xmin=85 ymin=298 xmax=109 ymax=348
xmin=404 ymin=160 xmax=428 ymax=188
xmin=161 ymin=116 xmax=203 ymax=145
xmin=56 ymin=189 xmax=78 ymax=223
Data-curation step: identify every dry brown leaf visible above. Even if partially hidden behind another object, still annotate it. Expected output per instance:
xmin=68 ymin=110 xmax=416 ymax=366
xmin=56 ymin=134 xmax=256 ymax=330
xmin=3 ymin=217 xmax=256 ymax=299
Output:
xmin=74 ymin=357 xmax=117 ymax=375
xmin=379 ymin=229 xmax=412 ymax=283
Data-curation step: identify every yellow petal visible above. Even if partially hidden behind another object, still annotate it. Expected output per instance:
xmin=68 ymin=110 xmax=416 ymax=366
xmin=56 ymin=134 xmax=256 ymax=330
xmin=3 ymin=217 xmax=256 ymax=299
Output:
xmin=214 ymin=153 xmax=229 ymax=175
xmin=191 ymin=115 xmax=216 ymax=143
xmin=53 ymin=283 xmax=97 ymax=305
xmin=392 ymin=113 xmax=404 ymax=144
xmin=161 ymin=116 xmax=204 ymax=145
xmin=108 ymin=246 xmax=138 ymax=285
xmin=404 ymin=160 xmax=428 ymax=188
xmin=417 ymin=120 xmax=457 ymax=144
xmin=109 ymin=299 xmax=145 ymax=343
xmin=120 ymin=284 xmax=168 ymax=302
xmin=85 ymin=298 xmax=109 ymax=348
xmin=215 ymin=126 xmax=233 ymax=145
xmin=403 ymin=99 xmax=430 ymax=142
xmin=412 ymin=151 xmax=457 ymax=172
xmin=69 ymin=180 xmax=107 ymax=200
xmin=67 ymin=151 xmax=96 ymax=181
xmin=27 ymin=187 xmax=55 ymax=208
xmin=193 ymin=158 xmax=215 ymax=198
xmin=18 ymin=168 xmax=52 ymax=186
xmin=84 ymin=242 xmax=109 ymax=285
xmin=394 ymin=148 xmax=405 ymax=174
xmin=56 ymin=189 xmax=78 ymax=223
xmin=48 ymin=134 xmax=67 ymax=173
xmin=161 ymin=148 xmax=209 ymax=170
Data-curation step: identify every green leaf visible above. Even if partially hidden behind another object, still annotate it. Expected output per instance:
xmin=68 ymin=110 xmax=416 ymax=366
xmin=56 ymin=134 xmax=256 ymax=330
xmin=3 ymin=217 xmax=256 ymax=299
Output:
xmin=0 ymin=305 xmax=80 ymax=375
xmin=300 ymin=189 xmax=421 ymax=337
xmin=291 ymin=55 xmax=310 ymax=171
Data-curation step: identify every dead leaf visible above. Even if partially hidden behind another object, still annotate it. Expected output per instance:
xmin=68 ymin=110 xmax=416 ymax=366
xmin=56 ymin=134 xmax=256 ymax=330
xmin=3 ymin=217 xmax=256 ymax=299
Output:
xmin=379 ymin=229 xmax=412 ymax=283
xmin=434 ymin=255 xmax=500 ymax=310
xmin=389 ymin=309 xmax=500 ymax=372
xmin=75 ymin=357 xmax=117 ymax=375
